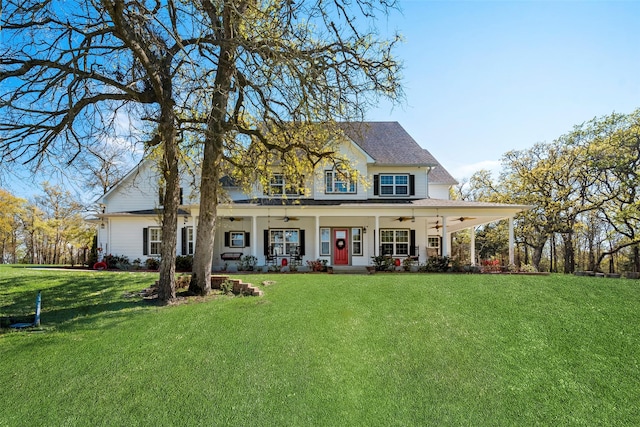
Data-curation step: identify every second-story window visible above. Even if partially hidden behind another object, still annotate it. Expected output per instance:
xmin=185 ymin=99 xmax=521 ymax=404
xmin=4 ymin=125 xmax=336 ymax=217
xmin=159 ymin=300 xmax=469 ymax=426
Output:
xmin=325 ymin=170 xmax=356 ymax=194
xmin=380 ymin=174 xmax=408 ymax=195
xmin=266 ymin=174 xmax=303 ymax=196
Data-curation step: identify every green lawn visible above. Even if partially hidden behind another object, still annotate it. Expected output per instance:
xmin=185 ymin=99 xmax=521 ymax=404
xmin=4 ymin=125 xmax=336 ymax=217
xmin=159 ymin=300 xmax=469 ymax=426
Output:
xmin=1 ymin=266 xmax=639 ymax=426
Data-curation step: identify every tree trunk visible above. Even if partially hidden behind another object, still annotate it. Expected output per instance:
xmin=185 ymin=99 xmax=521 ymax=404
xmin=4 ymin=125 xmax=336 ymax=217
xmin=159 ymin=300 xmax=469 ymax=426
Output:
xmin=157 ymin=108 xmax=179 ymax=303
xmin=562 ymin=232 xmax=575 ymax=274
xmin=634 ymin=245 xmax=640 ymax=272
xmin=190 ymin=15 xmax=236 ymax=295
xmin=190 ymin=142 xmax=222 ymax=295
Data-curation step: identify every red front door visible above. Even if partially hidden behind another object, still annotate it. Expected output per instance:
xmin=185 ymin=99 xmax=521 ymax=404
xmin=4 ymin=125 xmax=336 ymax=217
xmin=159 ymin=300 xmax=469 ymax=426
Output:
xmin=334 ymin=229 xmax=349 ymax=265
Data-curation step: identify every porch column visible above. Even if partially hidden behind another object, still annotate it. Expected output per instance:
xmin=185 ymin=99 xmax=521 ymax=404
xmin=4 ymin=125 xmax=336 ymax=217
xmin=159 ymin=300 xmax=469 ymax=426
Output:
xmin=374 ymin=215 xmax=380 ymax=256
xmin=315 ymin=215 xmax=320 ymax=259
xmin=441 ymin=218 xmax=449 ymax=257
xmin=470 ymin=226 xmax=476 ymax=265
xmin=509 ymin=216 xmax=515 ymax=265
xmin=252 ymin=215 xmax=258 ymax=258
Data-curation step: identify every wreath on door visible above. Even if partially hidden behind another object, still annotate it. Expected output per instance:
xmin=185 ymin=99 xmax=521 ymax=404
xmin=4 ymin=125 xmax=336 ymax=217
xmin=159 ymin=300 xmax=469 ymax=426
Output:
xmin=336 ymin=238 xmax=346 ymax=250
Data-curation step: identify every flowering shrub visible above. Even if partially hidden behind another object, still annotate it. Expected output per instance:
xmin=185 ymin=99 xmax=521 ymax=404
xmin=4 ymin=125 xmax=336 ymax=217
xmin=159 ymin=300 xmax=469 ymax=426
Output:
xmin=306 ymin=259 xmax=328 ymax=272
xmin=481 ymin=259 xmax=501 ymax=273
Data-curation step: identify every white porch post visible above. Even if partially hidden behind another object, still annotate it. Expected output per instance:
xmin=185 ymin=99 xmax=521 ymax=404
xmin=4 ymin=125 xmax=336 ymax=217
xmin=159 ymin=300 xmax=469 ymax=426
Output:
xmin=509 ymin=216 xmax=515 ymax=265
xmin=315 ymin=215 xmax=320 ymax=259
xmin=470 ymin=226 xmax=476 ymax=265
xmin=441 ymin=218 xmax=449 ymax=257
xmin=252 ymin=215 xmax=257 ymax=258
xmin=374 ymin=215 xmax=380 ymax=256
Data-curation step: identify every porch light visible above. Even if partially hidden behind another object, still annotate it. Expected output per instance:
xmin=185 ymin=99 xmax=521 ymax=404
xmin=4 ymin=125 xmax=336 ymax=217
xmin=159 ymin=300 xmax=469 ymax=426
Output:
xmin=100 ymin=221 xmax=105 ymax=229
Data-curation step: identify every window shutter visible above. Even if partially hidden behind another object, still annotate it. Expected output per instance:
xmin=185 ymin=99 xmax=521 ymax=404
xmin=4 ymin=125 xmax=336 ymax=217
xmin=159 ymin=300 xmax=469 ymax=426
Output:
xmin=245 ymin=232 xmax=250 ymax=247
xmin=143 ymin=228 xmax=149 ymax=255
xmin=373 ymin=175 xmax=379 ymax=196
xmin=179 ymin=188 xmax=184 ymax=205
xmin=224 ymin=232 xmax=230 ymax=247
xmin=300 ymin=230 xmax=306 ymax=255
xmin=410 ymin=230 xmax=416 ymax=256
xmin=263 ymin=230 xmax=269 ymax=255
xmin=181 ymin=227 xmax=187 ymax=255
xmin=158 ymin=187 xmax=164 ymax=206
xmin=410 ymin=175 xmax=415 ymax=196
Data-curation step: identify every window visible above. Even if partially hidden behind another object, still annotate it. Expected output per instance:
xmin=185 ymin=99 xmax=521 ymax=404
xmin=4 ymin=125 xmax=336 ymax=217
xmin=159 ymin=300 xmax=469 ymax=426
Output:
xmin=186 ymin=227 xmax=194 ymax=255
xmin=325 ymin=170 xmax=356 ymax=194
xmin=149 ymin=227 xmax=162 ymax=256
xmin=380 ymin=229 xmax=409 ymax=256
xmin=352 ymin=228 xmax=363 ymax=256
xmin=230 ymin=232 xmax=245 ymax=248
xmin=266 ymin=174 xmax=303 ymax=196
xmin=320 ymin=228 xmax=331 ymax=256
xmin=270 ymin=229 xmax=300 ymax=256
xmin=428 ymin=237 xmax=440 ymax=249
xmin=380 ymin=174 xmax=408 ymax=196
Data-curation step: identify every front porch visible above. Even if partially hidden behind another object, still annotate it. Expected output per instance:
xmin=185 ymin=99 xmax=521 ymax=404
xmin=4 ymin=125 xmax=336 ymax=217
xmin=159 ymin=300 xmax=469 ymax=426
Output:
xmin=179 ymin=198 xmax=528 ymax=269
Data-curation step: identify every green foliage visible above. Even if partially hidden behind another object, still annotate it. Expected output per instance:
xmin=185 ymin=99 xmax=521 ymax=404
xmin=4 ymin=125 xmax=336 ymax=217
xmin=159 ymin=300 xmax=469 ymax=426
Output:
xmin=238 ymin=255 xmax=257 ymax=271
xmin=144 ymin=258 xmax=160 ymax=270
xmin=104 ymin=254 xmax=130 ymax=270
xmin=219 ymin=279 xmax=235 ymax=295
xmin=175 ymin=255 xmax=193 ymax=272
xmin=420 ymin=256 xmax=451 ymax=273
xmin=371 ymin=255 xmax=394 ymax=271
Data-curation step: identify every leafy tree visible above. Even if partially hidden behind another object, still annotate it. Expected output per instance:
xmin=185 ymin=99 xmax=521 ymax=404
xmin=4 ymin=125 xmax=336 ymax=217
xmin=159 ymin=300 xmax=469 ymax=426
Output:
xmin=180 ymin=1 xmax=403 ymax=295
xmin=0 ymin=189 xmax=26 ymax=263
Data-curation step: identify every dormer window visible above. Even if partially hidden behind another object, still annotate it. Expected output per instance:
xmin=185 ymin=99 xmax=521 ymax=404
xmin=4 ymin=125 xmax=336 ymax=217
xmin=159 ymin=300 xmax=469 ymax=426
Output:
xmin=325 ymin=169 xmax=356 ymax=194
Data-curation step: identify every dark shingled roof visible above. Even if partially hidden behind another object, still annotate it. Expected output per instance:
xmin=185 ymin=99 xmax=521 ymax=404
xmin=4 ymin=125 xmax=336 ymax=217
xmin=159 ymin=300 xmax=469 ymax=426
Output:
xmin=339 ymin=122 xmax=458 ymax=185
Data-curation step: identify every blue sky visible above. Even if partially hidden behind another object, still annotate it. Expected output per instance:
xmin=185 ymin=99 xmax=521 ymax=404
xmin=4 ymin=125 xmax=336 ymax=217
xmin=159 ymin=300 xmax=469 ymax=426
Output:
xmin=368 ymin=0 xmax=640 ymax=180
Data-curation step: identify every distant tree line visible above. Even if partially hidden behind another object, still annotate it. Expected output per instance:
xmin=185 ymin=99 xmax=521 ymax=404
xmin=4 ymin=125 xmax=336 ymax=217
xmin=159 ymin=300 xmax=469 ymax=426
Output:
xmin=456 ymin=109 xmax=640 ymax=274
xmin=0 ymin=184 xmax=94 ymax=265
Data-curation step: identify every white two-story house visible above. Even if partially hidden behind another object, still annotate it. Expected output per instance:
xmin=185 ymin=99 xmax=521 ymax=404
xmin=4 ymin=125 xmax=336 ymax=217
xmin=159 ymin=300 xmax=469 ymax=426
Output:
xmin=96 ymin=122 xmax=528 ymax=269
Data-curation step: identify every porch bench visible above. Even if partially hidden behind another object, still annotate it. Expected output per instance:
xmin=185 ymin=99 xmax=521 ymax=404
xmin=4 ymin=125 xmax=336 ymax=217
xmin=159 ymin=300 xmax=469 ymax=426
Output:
xmin=220 ymin=252 xmax=243 ymax=261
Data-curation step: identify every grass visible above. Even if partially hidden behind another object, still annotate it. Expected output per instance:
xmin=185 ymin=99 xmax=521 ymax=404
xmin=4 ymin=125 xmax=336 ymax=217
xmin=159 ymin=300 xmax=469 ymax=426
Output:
xmin=1 ymin=266 xmax=639 ymax=426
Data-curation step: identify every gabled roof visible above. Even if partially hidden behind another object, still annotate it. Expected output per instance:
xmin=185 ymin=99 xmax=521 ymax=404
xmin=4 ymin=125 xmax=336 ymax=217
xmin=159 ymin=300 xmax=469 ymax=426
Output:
xmin=339 ymin=121 xmax=437 ymax=166
xmin=339 ymin=121 xmax=458 ymax=185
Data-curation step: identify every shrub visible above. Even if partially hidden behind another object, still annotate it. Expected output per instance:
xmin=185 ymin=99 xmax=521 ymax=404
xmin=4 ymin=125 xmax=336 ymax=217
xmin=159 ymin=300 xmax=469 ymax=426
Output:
xmin=239 ymin=255 xmax=257 ymax=271
xmin=175 ymin=255 xmax=193 ymax=272
xmin=220 ymin=279 xmax=235 ymax=295
xmin=420 ymin=256 xmax=451 ymax=273
xmin=371 ymin=255 xmax=394 ymax=271
xmin=520 ymin=264 xmax=537 ymax=273
xmin=306 ymin=259 xmax=328 ymax=272
xmin=145 ymin=257 xmax=160 ymax=270
xmin=402 ymin=257 xmax=416 ymax=272
xmin=480 ymin=259 xmax=501 ymax=273
xmin=104 ymin=254 xmax=130 ymax=270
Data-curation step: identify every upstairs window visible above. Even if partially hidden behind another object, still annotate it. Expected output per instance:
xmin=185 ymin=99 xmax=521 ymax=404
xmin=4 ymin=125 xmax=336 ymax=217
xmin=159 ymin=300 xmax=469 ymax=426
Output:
xmin=374 ymin=174 xmax=415 ymax=197
xmin=266 ymin=174 xmax=304 ymax=197
xmin=380 ymin=174 xmax=408 ymax=195
xmin=325 ymin=170 xmax=356 ymax=194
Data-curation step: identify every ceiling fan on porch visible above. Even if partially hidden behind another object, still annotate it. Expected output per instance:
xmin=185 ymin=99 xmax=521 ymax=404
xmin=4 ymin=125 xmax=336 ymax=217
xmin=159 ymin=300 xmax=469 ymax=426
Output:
xmin=453 ymin=216 xmax=476 ymax=222
xmin=394 ymin=216 xmax=415 ymax=222
xmin=430 ymin=221 xmax=443 ymax=230
xmin=278 ymin=216 xmax=299 ymax=222
xmin=225 ymin=217 xmax=243 ymax=222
